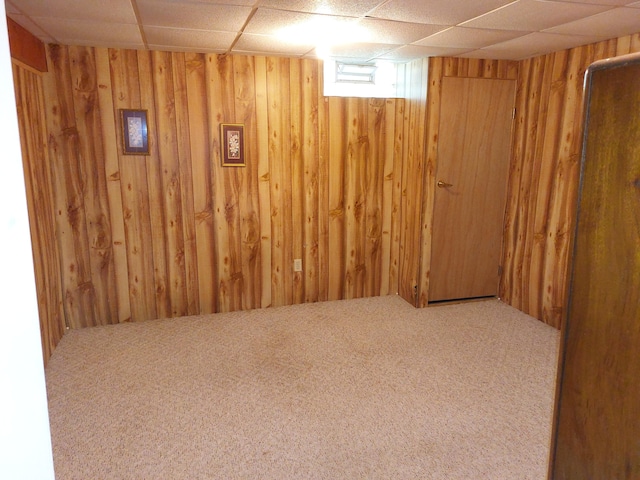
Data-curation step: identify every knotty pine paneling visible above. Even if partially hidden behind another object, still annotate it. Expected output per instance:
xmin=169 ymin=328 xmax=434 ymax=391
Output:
xmin=34 ymin=44 xmax=419 ymax=333
xmin=397 ymin=58 xmax=429 ymax=306
xmin=500 ymin=32 xmax=640 ymax=328
xmin=417 ymin=57 xmax=518 ymax=307
xmin=12 ymin=61 xmax=65 ymax=365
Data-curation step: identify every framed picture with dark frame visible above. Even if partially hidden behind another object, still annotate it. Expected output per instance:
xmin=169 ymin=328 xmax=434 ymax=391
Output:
xmin=121 ymin=109 xmax=149 ymax=155
xmin=220 ymin=123 xmax=245 ymax=166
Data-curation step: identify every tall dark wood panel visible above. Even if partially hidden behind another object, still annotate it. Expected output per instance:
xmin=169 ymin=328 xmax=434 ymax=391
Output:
xmin=549 ymin=53 xmax=640 ymax=479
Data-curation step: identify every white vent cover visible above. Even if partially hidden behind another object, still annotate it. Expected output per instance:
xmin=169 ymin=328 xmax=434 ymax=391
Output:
xmin=335 ymin=62 xmax=377 ymax=84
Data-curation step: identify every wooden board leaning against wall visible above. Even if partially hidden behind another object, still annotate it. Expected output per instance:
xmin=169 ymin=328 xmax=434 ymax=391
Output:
xmin=27 ymin=44 xmax=429 ymax=335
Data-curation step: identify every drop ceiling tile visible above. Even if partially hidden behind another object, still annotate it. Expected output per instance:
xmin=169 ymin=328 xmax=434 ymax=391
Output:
xmin=5 ymin=1 xmax=20 ymax=15
xmin=556 ymin=0 xmax=629 ymax=4
xmin=356 ymin=18 xmax=449 ymax=45
xmin=544 ymin=7 xmax=640 ymax=38
xmin=459 ymin=48 xmax=526 ymax=60
xmin=232 ymin=33 xmax=316 ymax=56
xmin=144 ymin=27 xmax=236 ymax=53
xmin=31 ymin=17 xmax=144 ymax=49
xmin=461 ymin=0 xmax=613 ymax=31
xmin=137 ymin=0 xmax=251 ymax=32
xmin=470 ymin=31 xmax=609 ymax=60
xmin=367 ymin=0 xmax=514 ymax=26
xmin=202 ymin=0 xmax=255 ymax=4
xmin=244 ymin=8 xmax=358 ymax=36
xmin=6 ymin=14 xmax=57 ymax=43
xmin=10 ymin=0 xmax=137 ymax=24
xmin=375 ymin=44 xmax=473 ymax=61
xmin=258 ymin=0 xmax=385 ymax=17
xmin=414 ymin=26 xmax=528 ymax=48
xmin=324 ymin=42 xmax=397 ymax=60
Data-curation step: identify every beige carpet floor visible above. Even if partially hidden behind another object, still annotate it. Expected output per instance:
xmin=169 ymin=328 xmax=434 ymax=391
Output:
xmin=45 ymin=295 xmax=560 ymax=479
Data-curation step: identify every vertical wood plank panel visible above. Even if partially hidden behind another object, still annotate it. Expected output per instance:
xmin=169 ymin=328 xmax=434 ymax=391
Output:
xmin=94 ymin=48 xmax=131 ymax=323
xmin=171 ymin=52 xmax=199 ymax=316
xmin=327 ymin=97 xmax=345 ymax=300
xmin=43 ymin=44 xmax=97 ymax=329
xmin=12 ymin=63 xmax=65 ymax=363
xmin=316 ymin=92 xmax=330 ymax=303
xmin=417 ymin=57 xmax=441 ymax=307
xmin=108 ymin=48 xmax=157 ymax=322
xmin=365 ymin=99 xmax=385 ymax=297
xmin=527 ymin=52 xmax=569 ymax=319
xmin=68 ymin=46 xmax=118 ymax=325
xmin=254 ymin=56 xmax=272 ymax=308
xmin=209 ymin=54 xmax=243 ymax=312
xmin=500 ymin=56 xmax=542 ymax=314
xmin=301 ymin=60 xmax=320 ymax=303
xmin=539 ymin=46 xmax=588 ymax=326
xmin=185 ymin=52 xmax=215 ymax=314
xmin=266 ymin=56 xmax=293 ymax=307
xmin=232 ymin=55 xmax=261 ymax=310
xmin=379 ymin=99 xmax=395 ymax=296
xmin=141 ymin=50 xmax=172 ymax=318
xmin=388 ymin=98 xmax=405 ymax=296
xmin=289 ymin=59 xmax=305 ymax=304
xmin=344 ymin=98 xmax=365 ymax=299
xmin=399 ymin=58 xmax=428 ymax=305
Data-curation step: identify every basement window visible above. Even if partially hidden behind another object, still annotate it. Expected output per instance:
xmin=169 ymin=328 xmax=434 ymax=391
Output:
xmin=335 ymin=62 xmax=377 ymax=84
xmin=323 ymin=59 xmax=405 ymax=98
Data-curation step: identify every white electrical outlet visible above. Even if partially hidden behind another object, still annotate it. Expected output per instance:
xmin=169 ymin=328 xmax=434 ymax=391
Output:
xmin=293 ymin=259 xmax=303 ymax=272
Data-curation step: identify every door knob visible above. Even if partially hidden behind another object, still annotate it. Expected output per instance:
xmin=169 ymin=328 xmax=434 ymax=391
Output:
xmin=437 ymin=180 xmax=453 ymax=188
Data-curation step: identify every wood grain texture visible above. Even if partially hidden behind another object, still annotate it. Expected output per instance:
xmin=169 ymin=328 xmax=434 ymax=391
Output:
xmin=185 ymin=52 xmax=214 ymax=314
xmin=429 ymin=77 xmax=515 ymax=302
xmin=109 ymin=48 xmax=157 ymax=323
xmin=19 ymin=34 xmax=640 ymax=362
xmin=500 ymin=32 xmax=640 ymax=328
xmin=68 ymin=46 xmax=119 ymax=325
xmin=417 ymin=57 xmax=518 ymax=307
xmin=27 ymin=46 xmax=417 ymax=338
xmin=550 ymin=56 xmax=640 ymax=479
xmin=43 ymin=44 xmax=98 ymax=329
xmin=398 ymin=58 xmax=429 ymax=305
xmin=11 ymin=61 xmax=65 ymax=364
xmin=94 ymin=48 xmax=131 ymax=324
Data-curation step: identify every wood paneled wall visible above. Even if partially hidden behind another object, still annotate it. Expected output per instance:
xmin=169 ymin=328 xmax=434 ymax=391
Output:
xmin=417 ymin=57 xmax=519 ymax=307
xmin=500 ymin=32 xmax=640 ymax=328
xmin=12 ymin=61 xmax=65 ymax=364
xmin=18 ymin=32 xmax=640 ymax=359
xmin=30 ymin=44 xmax=428 ymax=333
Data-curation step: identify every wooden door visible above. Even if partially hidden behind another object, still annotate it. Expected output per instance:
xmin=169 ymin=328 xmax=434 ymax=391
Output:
xmin=429 ymin=77 xmax=515 ymax=302
xmin=549 ymin=54 xmax=640 ymax=480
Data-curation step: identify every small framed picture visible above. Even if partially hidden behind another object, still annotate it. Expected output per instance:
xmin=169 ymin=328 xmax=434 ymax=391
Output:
xmin=121 ymin=109 xmax=149 ymax=155
xmin=220 ymin=123 xmax=245 ymax=166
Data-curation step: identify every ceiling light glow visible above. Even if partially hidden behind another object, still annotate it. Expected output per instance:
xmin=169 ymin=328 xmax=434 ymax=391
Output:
xmin=276 ymin=18 xmax=371 ymax=55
